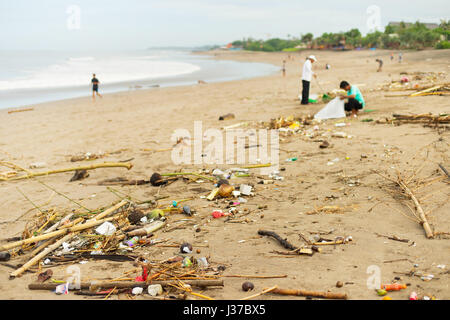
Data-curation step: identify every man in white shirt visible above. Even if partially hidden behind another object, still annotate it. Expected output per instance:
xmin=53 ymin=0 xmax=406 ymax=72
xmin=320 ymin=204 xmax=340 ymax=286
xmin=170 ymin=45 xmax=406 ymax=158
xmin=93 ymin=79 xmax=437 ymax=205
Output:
xmin=301 ymin=55 xmax=317 ymax=105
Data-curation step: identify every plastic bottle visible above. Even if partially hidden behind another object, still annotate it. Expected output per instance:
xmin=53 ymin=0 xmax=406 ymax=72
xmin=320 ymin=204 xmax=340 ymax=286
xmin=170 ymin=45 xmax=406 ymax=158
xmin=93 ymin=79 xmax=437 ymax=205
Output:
xmin=381 ymin=284 xmax=407 ymax=291
xmin=126 ymin=236 xmax=140 ymax=247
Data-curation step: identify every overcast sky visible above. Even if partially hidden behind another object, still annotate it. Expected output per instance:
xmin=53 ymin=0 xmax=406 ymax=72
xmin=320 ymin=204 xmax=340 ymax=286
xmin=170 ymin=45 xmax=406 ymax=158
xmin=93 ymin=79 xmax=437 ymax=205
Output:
xmin=1 ymin=0 xmax=448 ymax=51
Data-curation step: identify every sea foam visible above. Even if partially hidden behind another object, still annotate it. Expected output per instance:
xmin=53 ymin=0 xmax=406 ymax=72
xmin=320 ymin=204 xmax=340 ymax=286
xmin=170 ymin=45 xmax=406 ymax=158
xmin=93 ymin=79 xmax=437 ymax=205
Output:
xmin=0 ymin=55 xmax=200 ymax=91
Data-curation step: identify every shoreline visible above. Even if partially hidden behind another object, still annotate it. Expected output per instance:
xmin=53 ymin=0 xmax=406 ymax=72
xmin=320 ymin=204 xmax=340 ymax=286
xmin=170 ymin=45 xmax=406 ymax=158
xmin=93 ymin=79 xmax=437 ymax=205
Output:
xmin=0 ymin=51 xmax=280 ymax=112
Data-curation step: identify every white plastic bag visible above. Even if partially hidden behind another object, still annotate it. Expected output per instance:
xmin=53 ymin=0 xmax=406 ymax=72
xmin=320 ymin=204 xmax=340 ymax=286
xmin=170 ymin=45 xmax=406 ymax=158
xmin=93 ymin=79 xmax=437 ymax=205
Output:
xmin=314 ymin=97 xmax=346 ymax=120
xmin=95 ymin=222 xmax=116 ymax=236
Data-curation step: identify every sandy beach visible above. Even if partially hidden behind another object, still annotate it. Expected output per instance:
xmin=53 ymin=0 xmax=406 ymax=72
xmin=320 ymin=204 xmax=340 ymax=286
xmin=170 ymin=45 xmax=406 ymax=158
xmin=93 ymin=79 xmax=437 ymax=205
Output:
xmin=0 ymin=48 xmax=449 ymax=300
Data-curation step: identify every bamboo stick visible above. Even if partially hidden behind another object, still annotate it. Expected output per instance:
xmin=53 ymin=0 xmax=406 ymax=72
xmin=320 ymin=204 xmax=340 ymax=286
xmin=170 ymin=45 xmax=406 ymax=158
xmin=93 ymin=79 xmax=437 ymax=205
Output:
xmin=410 ymin=85 xmax=442 ymax=97
xmin=36 ymin=212 xmax=58 ymax=234
xmin=384 ymin=94 xmax=411 ymax=97
xmin=10 ymin=232 xmax=77 ymax=278
xmin=29 ymin=236 xmax=58 ymax=257
xmin=413 ymin=92 xmax=450 ymax=96
xmin=3 ymin=162 xmax=133 ymax=181
xmin=270 ymin=287 xmax=348 ymax=300
xmin=241 ymin=163 xmax=272 ymax=169
xmin=8 ymin=108 xmax=34 ymax=114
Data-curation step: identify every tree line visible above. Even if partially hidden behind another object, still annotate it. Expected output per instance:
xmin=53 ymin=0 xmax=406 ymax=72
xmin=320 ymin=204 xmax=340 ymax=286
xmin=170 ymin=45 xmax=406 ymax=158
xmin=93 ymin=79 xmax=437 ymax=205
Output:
xmin=231 ymin=20 xmax=450 ymax=52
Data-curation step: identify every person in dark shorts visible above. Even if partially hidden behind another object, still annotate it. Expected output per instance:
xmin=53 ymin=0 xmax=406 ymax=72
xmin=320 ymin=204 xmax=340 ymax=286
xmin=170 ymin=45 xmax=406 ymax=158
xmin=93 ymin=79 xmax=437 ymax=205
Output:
xmin=91 ymin=74 xmax=102 ymax=101
xmin=339 ymin=81 xmax=365 ymax=118
xmin=376 ymin=58 xmax=383 ymax=72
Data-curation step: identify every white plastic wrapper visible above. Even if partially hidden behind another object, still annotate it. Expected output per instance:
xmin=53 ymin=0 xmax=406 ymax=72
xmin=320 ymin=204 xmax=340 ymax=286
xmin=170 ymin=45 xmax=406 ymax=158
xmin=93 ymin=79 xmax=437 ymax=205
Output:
xmin=147 ymin=284 xmax=163 ymax=296
xmin=55 ymin=282 xmax=69 ymax=295
xmin=95 ymin=222 xmax=116 ymax=236
xmin=132 ymin=287 xmax=144 ymax=295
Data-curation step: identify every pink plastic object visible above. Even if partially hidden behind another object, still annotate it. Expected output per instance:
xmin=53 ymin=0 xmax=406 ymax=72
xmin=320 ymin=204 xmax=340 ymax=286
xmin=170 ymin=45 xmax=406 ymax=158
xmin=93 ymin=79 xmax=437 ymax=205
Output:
xmin=212 ymin=211 xmax=225 ymax=218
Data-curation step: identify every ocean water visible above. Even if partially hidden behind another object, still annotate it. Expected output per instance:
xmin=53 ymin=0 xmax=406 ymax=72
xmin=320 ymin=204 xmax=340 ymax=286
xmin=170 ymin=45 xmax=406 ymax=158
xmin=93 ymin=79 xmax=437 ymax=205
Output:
xmin=0 ymin=49 xmax=279 ymax=109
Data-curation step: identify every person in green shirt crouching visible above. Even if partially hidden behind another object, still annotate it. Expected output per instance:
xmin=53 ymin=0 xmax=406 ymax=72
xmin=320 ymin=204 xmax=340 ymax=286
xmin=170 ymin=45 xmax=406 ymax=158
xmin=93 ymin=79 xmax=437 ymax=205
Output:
xmin=339 ymin=80 xmax=365 ymax=118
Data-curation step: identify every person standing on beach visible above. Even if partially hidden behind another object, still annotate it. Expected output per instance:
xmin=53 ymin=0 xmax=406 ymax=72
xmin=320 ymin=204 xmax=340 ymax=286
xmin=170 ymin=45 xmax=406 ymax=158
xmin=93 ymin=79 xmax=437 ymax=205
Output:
xmin=398 ymin=52 xmax=403 ymax=63
xmin=339 ymin=80 xmax=365 ymax=118
xmin=301 ymin=55 xmax=317 ymax=105
xmin=282 ymin=60 xmax=286 ymax=77
xmin=91 ymin=74 xmax=102 ymax=101
xmin=376 ymin=58 xmax=383 ymax=72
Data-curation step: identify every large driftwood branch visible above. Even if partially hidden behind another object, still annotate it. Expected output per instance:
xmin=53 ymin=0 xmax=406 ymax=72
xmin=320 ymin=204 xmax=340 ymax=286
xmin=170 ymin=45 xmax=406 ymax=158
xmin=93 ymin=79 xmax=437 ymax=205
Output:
xmin=270 ymin=287 xmax=348 ymax=300
xmin=28 ymin=279 xmax=224 ymax=291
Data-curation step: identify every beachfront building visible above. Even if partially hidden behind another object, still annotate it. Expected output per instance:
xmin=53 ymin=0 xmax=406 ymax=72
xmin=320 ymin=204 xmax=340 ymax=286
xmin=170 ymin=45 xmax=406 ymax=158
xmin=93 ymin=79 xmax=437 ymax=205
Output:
xmin=387 ymin=22 xmax=439 ymax=30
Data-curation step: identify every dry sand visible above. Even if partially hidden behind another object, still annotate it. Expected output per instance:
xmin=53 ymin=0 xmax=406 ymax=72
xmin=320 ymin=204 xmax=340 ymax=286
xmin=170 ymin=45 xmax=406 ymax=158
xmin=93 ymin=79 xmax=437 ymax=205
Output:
xmin=0 ymin=49 xmax=449 ymax=300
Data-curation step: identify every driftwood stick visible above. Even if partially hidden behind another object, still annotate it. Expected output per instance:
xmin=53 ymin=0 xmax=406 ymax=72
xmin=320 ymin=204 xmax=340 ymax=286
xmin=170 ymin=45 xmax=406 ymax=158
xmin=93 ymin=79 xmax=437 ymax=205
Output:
xmin=270 ymin=287 xmax=348 ymax=300
xmin=28 ymin=279 xmax=224 ymax=291
xmin=258 ymin=230 xmax=298 ymax=251
xmin=439 ymin=164 xmax=450 ymax=178
xmin=10 ymin=233 xmax=77 ymax=278
xmin=398 ymin=180 xmax=434 ymax=238
xmin=2 ymin=162 xmax=133 ymax=181
xmin=375 ymin=233 xmax=410 ymax=243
